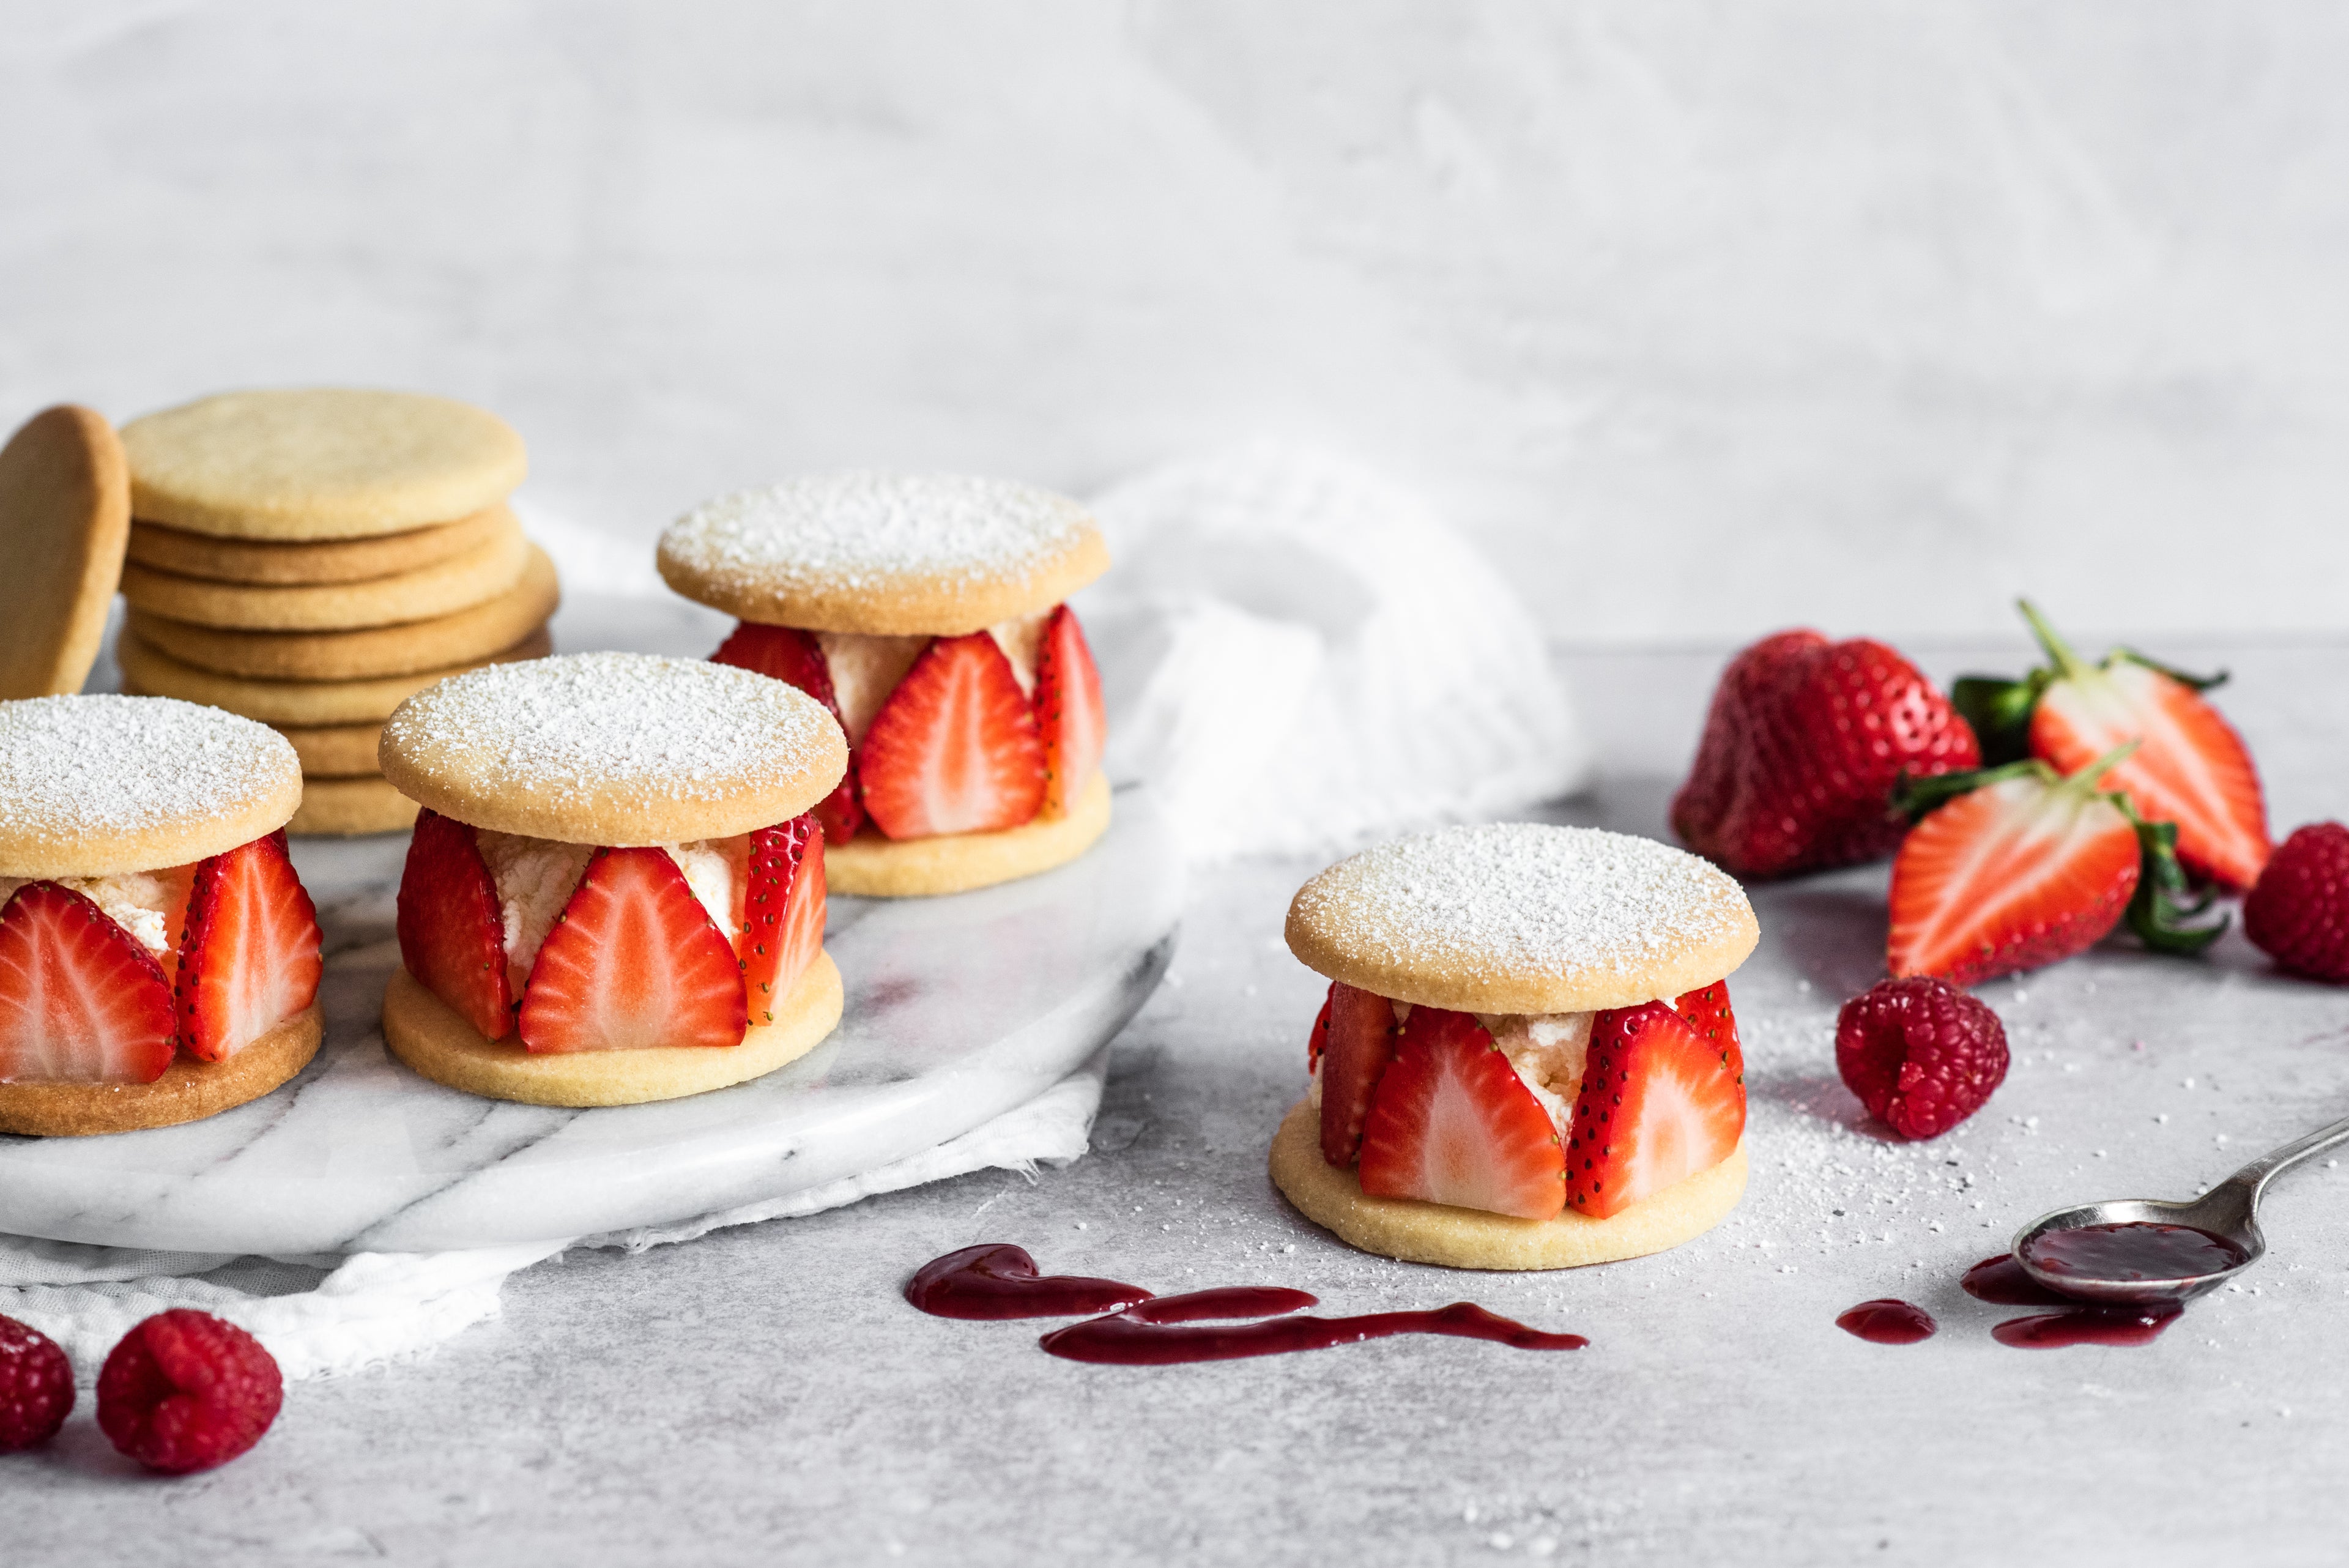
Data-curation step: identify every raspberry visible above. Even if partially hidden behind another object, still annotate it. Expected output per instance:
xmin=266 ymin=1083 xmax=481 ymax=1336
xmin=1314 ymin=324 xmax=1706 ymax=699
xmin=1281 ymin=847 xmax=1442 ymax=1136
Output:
xmin=1836 ymin=976 xmax=2009 ymax=1140
xmin=2244 ymin=823 xmax=2349 ymax=983
xmin=96 ymin=1310 xmax=282 ymax=1474
xmin=0 ymin=1313 xmax=73 ymax=1452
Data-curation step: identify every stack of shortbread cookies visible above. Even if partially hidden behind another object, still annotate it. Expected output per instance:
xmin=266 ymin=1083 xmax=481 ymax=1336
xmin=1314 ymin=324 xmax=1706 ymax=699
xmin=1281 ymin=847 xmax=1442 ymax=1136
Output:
xmin=110 ymin=389 xmax=560 ymax=835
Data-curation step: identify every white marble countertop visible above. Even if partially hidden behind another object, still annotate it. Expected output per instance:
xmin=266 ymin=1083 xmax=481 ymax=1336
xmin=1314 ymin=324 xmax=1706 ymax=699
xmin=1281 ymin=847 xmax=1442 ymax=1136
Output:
xmin=12 ymin=637 xmax=2349 ymax=1566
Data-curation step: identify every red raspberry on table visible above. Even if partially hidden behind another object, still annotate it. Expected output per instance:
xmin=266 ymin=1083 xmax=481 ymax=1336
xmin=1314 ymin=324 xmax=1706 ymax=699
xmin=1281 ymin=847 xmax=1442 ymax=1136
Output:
xmin=1836 ymin=976 xmax=2009 ymax=1140
xmin=2244 ymin=822 xmax=2349 ymax=983
xmin=96 ymin=1310 xmax=282 ymax=1474
xmin=0 ymin=1313 xmax=73 ymax=1452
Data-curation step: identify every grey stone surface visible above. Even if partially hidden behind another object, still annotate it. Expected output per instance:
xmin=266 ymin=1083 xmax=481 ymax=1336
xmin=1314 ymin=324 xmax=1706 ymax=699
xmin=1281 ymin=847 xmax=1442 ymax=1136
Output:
xmin=9 ymin=639 xmax=2349 ymax=1566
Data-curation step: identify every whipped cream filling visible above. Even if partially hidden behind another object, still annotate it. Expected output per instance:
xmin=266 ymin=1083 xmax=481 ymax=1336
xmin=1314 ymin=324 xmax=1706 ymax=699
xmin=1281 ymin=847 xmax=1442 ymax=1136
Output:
xmin=813 ymin=610 xmax=1053 ymax=744
xmin=0 ymin=869 xmax=190 ymax=959
xmin=473 ymin=830 xmax=741 ymax=992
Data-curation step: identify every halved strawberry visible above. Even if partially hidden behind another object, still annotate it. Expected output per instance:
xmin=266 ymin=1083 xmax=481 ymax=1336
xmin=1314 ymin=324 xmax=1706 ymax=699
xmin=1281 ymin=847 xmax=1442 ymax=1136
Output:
xmin=711 ymin=622 xmax=864 ymax=841
xmin=1358 ymin=1005 xmax=1565 ymax=1221
xmin=1315 ymin=979 xmax=1398 ymax=1165
xmin=1566 ymin=1002 xmax=1745 ymax=1219
xmin=1034 ymin=605 xmax=1105 ymax=819
xmin=0 ymin=883 xmax=177 ymax=1085
xmin=1672 ymin=979 xmax=1743 ymax=1087
xmin=396 ymin=808 xmax=514 ymax=1040
xmin=175 ymin=831 xmax=322 ymax=1063
xmin=738 ymin=815 xmax=826 ymax=1027
xmin=518 ymin=845 xmax=748 ymax=1053
xmin=858 ymin=632 xmax=1046 ymax=839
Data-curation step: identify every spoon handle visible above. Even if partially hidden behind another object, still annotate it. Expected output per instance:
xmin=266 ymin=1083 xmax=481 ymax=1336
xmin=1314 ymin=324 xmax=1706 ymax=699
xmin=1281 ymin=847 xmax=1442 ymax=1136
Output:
xmin=2216 ymin=1110 xmax=2349 ymax=1203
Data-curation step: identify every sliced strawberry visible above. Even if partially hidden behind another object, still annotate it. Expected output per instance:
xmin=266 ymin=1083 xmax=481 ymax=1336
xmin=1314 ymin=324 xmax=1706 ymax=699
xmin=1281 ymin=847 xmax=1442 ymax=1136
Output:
xmin=1316 ymin=980 xmax=1398 ymax=1165
xmin=857 ymin=632 xmax=1046 ymax=839
xmin=1305 ymin=990 xmax=1334 ymax=1072
xmin=1566 ymin=1002 xmax=1745 ymax=1219
xmin=1034 ymin=604 xmax=1106 ymax=818
xmin=518 ymin=845 xmax=748 ymax=1053
xmin=1887 ymin=754 xmax=2142 ymax=987
xmin=174 ymin=831 xmax=322 ymax=1063
xmin=396 ymin=808 xmax=514 ymax=1040
xmin=1358 ymin=1006 xmax=1566 ymax=1221
xmin=738 ymin=815 xmax=826 ymax=1027
xmin=1672 ymin=979 xmax=1744 ymax=1088
xmin=711 ymin=621 xmax=864 ymax=841
xmin=0 ymin=883 xmax=176 ymax=1085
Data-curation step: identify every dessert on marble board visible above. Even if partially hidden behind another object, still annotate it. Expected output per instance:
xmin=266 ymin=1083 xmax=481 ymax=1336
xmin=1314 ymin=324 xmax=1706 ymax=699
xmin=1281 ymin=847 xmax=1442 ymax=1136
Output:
xmin=374 ymin=651 xmax=849 ymax=1107
xmin=657 ymin=472 xmax=1111 ymax=897
xmin=107 ymin=388 xmax=560 ymax=836
xmin=1269 ymin=823 xmax=1759 ymax=1270
xmin=0 ymin=405 xmax=131 ymax=702
xmin=0 ymin=695 xmax=323 ymax=1136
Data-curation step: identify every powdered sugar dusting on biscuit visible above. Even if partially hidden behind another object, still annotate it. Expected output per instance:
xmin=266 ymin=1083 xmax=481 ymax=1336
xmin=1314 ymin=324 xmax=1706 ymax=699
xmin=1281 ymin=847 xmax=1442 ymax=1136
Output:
xmin=0 ymin=695 xmax=297 ymax=850
xmin=660 ymin=472 xmax=1091 ymax=594
xmin=1294 ymin=823 xmax=1750 ymax=986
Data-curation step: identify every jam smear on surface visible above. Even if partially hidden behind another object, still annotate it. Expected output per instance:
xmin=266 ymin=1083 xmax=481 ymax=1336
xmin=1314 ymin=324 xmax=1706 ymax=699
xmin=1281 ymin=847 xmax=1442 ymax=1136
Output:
xmin=1835 ymin=1299 xmax=1935 ymax=1345
xmin=1961 ymin=1249 xmax=2190 ymax=1349
xmin=904 ymin=1244 xmax=1151 ymax=1320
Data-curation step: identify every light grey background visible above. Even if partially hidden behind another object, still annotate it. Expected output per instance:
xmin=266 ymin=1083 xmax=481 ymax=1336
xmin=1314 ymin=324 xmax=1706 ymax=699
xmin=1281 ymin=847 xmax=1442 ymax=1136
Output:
xmin=7 ymin=1 xmax=2345 ymax=642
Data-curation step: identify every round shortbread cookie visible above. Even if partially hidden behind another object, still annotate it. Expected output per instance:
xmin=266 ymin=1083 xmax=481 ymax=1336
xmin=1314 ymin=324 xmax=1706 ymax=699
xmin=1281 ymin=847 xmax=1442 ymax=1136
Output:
xmin=1269 ymin=1101 xmax=1746 ymax=1270
xmin=116 ymin=626 xmax=553 ymax=726
xmin=825 ymin=772 xmax=1112 ymax=897
xmin=0 ymin=1002 xmax=324 ymax=1137
xmin=125 ymin=545 xmax=558 ymax=679
xmin=379 ymin=652 xmax=847 ymax=845
xmin=1285 ymin=823 xmax=1759 ymax=1016
xmin=125 ymin=503 xmax=511 ymax=585
xmin=0 ymin=695 xmax=300 ymax=877
xmin=121 ymin=388 xmax=527 ymax=540
xmin=658 ymin=472 xmax=1110 ymax=636
xmin=289 ymin=775 xmax=418 ymax=836
xmin=275 ymin=721 xmax=381 ymax=777
xmin=0 ymin=405 xmax=131 ymax=700
xmin=119 ymin=510 xmax=529 ymax=630
xmin=382 ymin=954 xmax=842 ymax=1107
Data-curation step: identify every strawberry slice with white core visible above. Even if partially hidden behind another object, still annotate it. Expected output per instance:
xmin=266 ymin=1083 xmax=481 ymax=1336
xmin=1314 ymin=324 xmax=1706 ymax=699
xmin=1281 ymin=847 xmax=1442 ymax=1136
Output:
xmin=175 ymin=830 xmax=322 ymax=1064
xmin=1316 ymin=979 xmax=1398 ymax=1165
xmin=858 ymin=631 xmax=1047 ymax=839
xmin=1887 ymin=756 xmax=2140 ymax=987
xmin=1033 ymin=605 xmax=1106 ymax=819
xmin=1357 ymin=1005 xmax=1567 ymax=1221
xmin=396 ymin=809 xmax=516 ymax=1040
xmin=738 ymin=815 xmax=825 ymax=1027
xmin=518 ymin=845 xmax=748 ymax=1053
xmin=1672 ymin=980 xmax=1743 ymax=1087
xmin=2019 ymin=603 xmax=2271 ymax=889
xmin=711 ymin=622 xmax=864 ymax=842
xmin=0 ymin=882 xmax=177 ymax=1085
xmin=1567 ymin=1001 xmax=1745 ymax=1219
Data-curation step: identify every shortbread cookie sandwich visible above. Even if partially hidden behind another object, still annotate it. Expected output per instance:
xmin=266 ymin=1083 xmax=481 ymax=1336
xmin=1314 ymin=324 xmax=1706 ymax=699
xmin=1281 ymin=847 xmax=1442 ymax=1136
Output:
xmin=658 ymin=473 xmax=1111 ymax=897
xmin=0 ymin=696 xmax=323 ymax=1136
xmin=1271 ymin=823 xmax=1759 ymax=1270
xmin=376 ymin=652 xmax=850 ymax=1107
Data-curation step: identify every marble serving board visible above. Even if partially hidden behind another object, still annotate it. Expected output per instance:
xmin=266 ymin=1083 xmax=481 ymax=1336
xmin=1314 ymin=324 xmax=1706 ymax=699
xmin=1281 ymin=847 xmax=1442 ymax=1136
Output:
xmin=0 ymin=787 xmax=1179 ymax=1256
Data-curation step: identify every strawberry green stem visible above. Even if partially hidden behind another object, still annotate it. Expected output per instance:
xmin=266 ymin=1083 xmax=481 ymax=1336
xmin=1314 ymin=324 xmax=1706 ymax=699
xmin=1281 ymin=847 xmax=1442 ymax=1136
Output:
xmin=2064 ymin=738 xmax=2141 ymax=793
xmin=2017 ymin=598 xmax=2094 ymax=683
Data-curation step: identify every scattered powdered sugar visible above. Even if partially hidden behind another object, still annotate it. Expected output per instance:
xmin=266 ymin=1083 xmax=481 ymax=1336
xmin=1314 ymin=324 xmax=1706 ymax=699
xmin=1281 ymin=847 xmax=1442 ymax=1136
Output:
xmin=1295 ymin=822 xmax=1748 ymax=978
xmin=661 ymin=472 xmax=1091 ymax=593
xmin=0 ymin=695 xmax=294 ymax=852
xmin=382 ymin=652 xmax=832 ymax=806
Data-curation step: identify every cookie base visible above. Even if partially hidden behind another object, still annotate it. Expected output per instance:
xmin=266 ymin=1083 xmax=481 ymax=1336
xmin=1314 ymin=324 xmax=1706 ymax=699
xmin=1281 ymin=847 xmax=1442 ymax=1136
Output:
xmin=1268 ymin=1099 xmax=1747 ymax=1271
xmin=289 ymin=775 xmax=420 ymax=836
xmin=826 ymin=771 xmax=1111 ymax=897
xmin=0 ymin=1001 xmax=324 ymax=1137
xmin=382 ymin=953 xmax=842 ymax=1107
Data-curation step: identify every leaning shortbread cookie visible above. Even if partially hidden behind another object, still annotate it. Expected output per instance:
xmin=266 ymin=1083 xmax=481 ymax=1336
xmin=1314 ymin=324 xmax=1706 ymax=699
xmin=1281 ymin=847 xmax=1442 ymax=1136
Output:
xmin=1273 ymin=823 xmax=1759 ymax=1270
xmin=0 ymin=406 xmax=131 ymax=700
xmin=656 ymin=473 xmax=1111 ymax=897
xmin=375 ymin=653 xmax=849 ymax=1107
xmin=0 ymin=696 xmax=324 ymax=1135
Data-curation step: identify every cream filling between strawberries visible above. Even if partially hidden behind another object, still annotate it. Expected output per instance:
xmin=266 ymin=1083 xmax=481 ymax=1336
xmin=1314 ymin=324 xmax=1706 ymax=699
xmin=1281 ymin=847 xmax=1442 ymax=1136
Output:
xmin=0 ymin=869 xmax=188 ymax=959
xmin=1308 ymin=998 xmax=1595 ymax=1139
xmin=473 ymin=830 xmax=746 ymax=992
xmin=812 ymin=612 xmax=1052 ymax=745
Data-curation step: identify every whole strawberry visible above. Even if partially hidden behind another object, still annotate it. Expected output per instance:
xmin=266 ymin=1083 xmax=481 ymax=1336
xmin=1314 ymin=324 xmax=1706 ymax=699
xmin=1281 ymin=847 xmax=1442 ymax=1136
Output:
xmin=0 ymin=1313 xmax=73 ymax=1452
xmin=97 ymin=1310 xmax=282 ymax=1474
xmin=2244 ymin=823 xmax=2349 ymax=983
xmin=1672 ymin=630 xmax=1980 ymax=879
xmin=1836 ymin=976 xmax=2009 ymax=1140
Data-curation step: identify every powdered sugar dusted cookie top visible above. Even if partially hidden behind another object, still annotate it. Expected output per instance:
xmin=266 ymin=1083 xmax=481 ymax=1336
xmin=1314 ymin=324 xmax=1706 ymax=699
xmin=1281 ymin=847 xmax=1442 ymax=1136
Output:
xmin=1285 ymin=823 xmax=1759 ymax=1016
xmin=657 ymin=472 xmax=1111 ymax=636
xmin=0 ymin=695 xmax=302 ymax=878
xmin=379 ymin=652 xmax=847 ymax=845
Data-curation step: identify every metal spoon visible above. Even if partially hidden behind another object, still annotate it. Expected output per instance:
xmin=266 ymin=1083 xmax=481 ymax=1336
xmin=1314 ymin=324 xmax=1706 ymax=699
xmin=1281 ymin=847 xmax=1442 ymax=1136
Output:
xmin=2013 ymin=1109 xmax=2349 ymax=1305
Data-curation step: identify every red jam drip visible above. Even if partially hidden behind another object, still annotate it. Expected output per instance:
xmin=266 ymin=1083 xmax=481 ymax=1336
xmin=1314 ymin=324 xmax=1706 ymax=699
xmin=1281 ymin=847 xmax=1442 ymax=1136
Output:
xmin=2019 ymin=1222 xmax=2246 ymax=1283
xmin=1040 ymin=1293 xmax=1587 ymax=1365
xmin=1961 ymin=1253 xmax=2072 ymax=1307
xmin=904 ymin=1244 xmax=1152 ymax=1320
xmin=1835 ymin=1299 xmax=1935 ymax=1344
xmin=1991 ymin=1304 xmax=2182 ymax=1349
